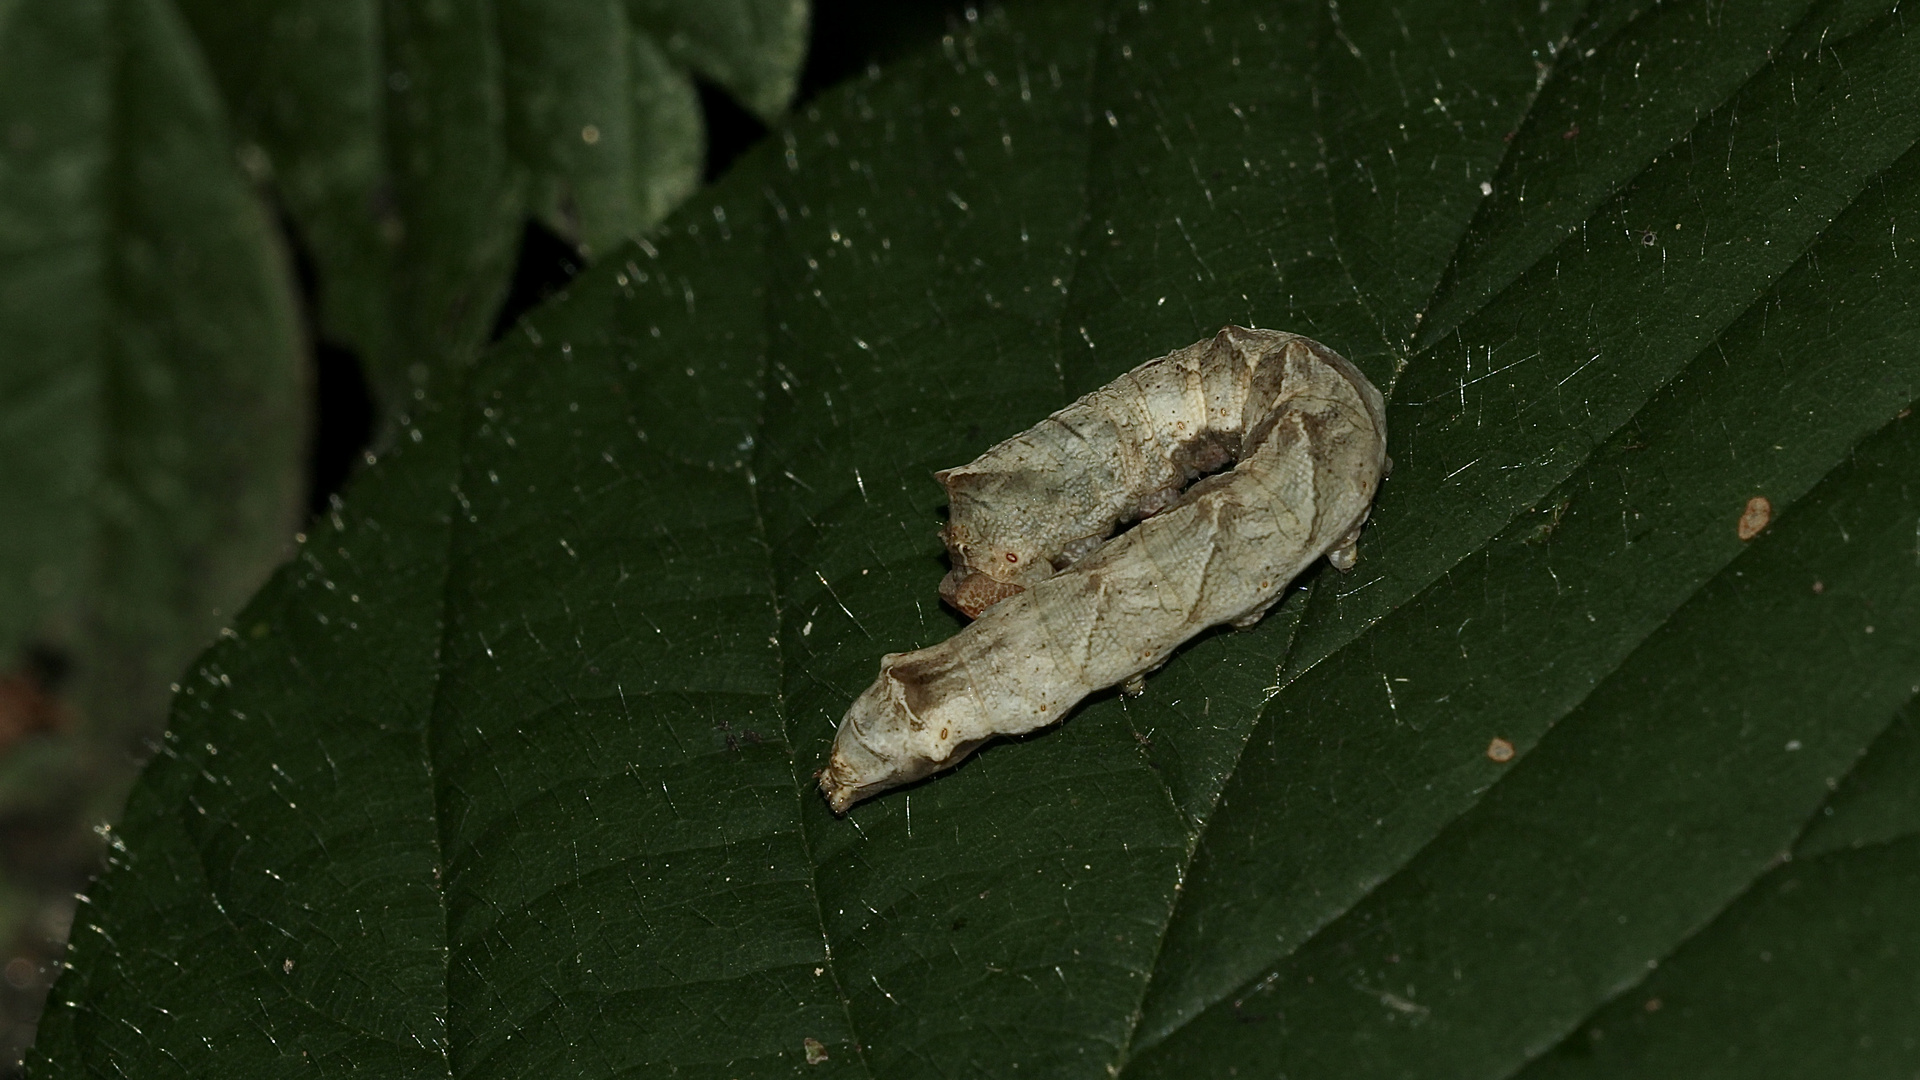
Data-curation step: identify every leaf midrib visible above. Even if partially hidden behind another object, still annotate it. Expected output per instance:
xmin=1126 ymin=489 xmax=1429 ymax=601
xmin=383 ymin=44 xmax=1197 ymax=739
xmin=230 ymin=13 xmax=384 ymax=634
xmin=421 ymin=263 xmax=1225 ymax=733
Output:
xmin=421 ymin=406 xmax=466 ymax=1075
xmin=752 ymin=204 xmax=880 ymax=1078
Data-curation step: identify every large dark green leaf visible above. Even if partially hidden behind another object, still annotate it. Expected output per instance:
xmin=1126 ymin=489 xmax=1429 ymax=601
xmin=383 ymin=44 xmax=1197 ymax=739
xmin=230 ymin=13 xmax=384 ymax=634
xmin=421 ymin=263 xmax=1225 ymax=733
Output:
xmin=0 ymin=0 xmax=306 ymax=837
xmin=28 ymin=0 xmax=1920 ymax=1076
xmin=170 ymin=0 xmax=808 ymax=411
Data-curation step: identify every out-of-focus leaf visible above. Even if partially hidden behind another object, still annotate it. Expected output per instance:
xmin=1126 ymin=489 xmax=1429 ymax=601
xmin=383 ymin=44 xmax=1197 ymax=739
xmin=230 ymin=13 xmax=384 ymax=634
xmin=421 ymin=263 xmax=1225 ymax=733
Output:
xmin=0 ymin=0 xmax=306 ymax=1059
xmin=626 ymin=0 xmax=810 ymax=120
xmin=20 ymin=394 xmax=464 ymax=1074
xmin=169 ymin=0 xmax=807 ymax=411
xmin=0 ymin=0 xmax=305 ymax=779
xmin=499 ymin=2 xmax=704 ymax=253
xmin=27 ymin=1 xmax=1920 ymax=1078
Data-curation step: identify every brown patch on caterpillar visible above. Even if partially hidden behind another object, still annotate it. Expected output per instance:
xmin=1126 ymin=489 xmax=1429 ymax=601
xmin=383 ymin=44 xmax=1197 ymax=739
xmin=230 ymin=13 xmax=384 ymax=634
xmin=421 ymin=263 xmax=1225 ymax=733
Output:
xmin=823 ymin=327 xmax=1389 ymax=812
xmin=938 ymin=566 xmax=1028 ymax=618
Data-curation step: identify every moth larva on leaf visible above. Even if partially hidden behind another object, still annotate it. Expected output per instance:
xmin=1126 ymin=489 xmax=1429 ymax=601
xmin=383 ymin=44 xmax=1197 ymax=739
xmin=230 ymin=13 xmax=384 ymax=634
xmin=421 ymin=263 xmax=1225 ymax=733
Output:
xmin=819 ymin=327 xmax=1389 ymax=813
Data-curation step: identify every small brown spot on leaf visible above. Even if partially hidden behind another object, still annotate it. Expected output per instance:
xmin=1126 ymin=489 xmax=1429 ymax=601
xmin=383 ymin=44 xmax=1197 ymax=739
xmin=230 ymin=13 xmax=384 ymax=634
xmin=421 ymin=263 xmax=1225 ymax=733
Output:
xmin=1643 ymin=997 xmax=1663 ymax=1013
xmin=1737 ymin=496 xmax=1772 ymax=541
xmin=1562 ymin=122 xmax=1580 ymax=139
xmin=1811 ymin=580 xmax=1824 ymax=594
xmin=1486 ymin=737 xmax=1516 ymax=763
xmin=803 ymin=1038 xmax=830 ymax=1065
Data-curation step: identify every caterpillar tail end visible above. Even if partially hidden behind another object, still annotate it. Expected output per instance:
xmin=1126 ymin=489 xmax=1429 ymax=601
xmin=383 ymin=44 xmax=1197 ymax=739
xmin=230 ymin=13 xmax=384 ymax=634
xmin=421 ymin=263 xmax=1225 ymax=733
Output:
xmin=818 ymin=654 xmax=940 ymax=813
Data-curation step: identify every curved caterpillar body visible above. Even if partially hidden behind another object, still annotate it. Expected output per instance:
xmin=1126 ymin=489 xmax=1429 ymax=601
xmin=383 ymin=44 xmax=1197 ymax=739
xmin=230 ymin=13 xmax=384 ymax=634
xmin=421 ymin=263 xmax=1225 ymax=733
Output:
xmin=820 ymin=327 xmax=1389 ymax=813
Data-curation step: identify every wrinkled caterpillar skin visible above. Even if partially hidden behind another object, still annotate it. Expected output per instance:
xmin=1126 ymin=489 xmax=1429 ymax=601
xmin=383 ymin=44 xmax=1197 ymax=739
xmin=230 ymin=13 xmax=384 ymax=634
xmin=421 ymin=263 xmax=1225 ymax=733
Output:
xmin=820 ymin=327 xmax=1389 ymax=813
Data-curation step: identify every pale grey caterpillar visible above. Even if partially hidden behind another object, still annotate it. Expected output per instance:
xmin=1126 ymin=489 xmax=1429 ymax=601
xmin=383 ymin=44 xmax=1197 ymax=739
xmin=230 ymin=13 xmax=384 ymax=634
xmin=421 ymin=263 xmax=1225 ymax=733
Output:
xmin=819 ymin=327 xmax=1390 ymax=813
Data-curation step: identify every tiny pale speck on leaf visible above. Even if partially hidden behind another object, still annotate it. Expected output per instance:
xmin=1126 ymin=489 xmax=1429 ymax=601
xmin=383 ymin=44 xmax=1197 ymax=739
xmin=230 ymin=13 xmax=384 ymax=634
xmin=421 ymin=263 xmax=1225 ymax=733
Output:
xmin=1737 ymin=495 xmax=1772 ymax=540
xmin=1486 ymin=737 xmax=1516 ymax=763
xmin=803 ymin=1038 xmax=830 ymax=1065
xmin=282 ymin=959 xmax=293 ymax=974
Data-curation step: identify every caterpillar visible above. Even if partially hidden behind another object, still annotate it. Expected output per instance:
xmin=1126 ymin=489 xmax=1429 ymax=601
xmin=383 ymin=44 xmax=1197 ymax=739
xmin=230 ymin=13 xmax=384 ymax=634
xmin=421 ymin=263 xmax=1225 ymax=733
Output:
xmin=819 ymin=327 xmax=1389 ymax=813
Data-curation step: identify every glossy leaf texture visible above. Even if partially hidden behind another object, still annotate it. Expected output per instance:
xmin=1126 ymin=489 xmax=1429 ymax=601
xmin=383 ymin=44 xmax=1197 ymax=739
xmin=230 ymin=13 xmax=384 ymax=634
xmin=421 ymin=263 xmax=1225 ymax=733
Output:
xmin=169 ymin=0 xmax=809 ymax=411
xmin=28 ymin=0 xmax=1920 ymax=1077
xmin=0 ymin=0 xmax=306 ymax=803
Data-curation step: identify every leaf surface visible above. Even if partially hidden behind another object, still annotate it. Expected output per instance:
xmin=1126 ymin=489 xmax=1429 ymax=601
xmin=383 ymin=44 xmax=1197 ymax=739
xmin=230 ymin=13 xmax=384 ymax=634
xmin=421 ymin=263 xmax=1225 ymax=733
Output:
xmin=29 ymin=1 xmax=1920 ymax=1077
xmin=1515 ymin=834 xmax=1920 ymax=1079
xmin=1794 ymin=699 xmax=1920 ymax=860
xmin=0 ymin=0 xmax=306 ymax=792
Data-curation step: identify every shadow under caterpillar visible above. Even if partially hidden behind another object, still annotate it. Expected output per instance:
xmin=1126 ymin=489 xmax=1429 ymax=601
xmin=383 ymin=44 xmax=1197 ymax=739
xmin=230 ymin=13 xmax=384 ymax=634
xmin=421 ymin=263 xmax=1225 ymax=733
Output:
xmin=820 ymin=327 xmax=1390 ymax=813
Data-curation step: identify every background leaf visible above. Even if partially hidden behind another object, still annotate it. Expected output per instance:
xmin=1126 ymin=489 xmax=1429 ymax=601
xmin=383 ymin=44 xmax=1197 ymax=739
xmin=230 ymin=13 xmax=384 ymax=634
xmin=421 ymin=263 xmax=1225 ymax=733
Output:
xmin=0 ymin=0 xmax=308 ymax=1060
xmin=169 ymin=0 xmax=809 ymax=413
xmin=27 ymin=0 xmax=1920 ymax=1076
